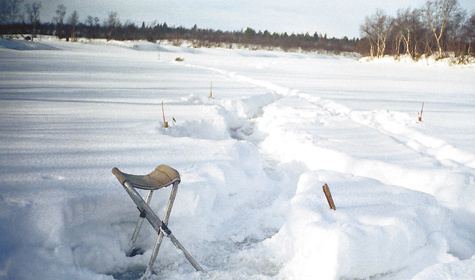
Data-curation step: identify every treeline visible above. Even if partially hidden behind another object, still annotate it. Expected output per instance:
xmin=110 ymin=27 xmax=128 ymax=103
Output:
xmin=0 ymin=0 xmax=358 ymax=53
xmin=359 ymin=0 xmax=475 ymax=61
xmin=173 ymin=27 xmax=358 ymax=53
xmin=2 ymin=0 xmax=474 ymax=61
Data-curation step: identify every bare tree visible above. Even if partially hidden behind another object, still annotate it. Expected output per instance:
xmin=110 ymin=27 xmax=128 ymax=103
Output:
xmin=68 ymin=10 xmax=79 ymax=41
xmin=394 ymin=8 xmax=412 ymax=57
xmin=0 ymin=0 xmax=8 ymax=24
xmin=393 ymin=8 xmax=425 ymax=59
xmin=53 ymin=4 xmax=66 ymax=38
xmin=1 ymin=0 xmax=24 ymax=23
xmin=85 ymin=15 xmax=94 ymax=26
xmin=445 ymin=9 xmax=466 ymax=56
xmin=422 ymin=0 xmax=459 ymax=56
xmin=24 ymin=1 xmax=41 ymax=37
xmin=85 ymin=15 xmax=100 ymax=38
xmin=463 ymin=13 xmax=475 ymax=57
xmin=361 ymin=15 xmax=378 ymax=57
xmin=105 ymin=11 xmax=120 ymax=40
xmin=361 ymin=10 xmax=393 ymax=58
xmin=85 ymin=15 xmax=94 ymax=38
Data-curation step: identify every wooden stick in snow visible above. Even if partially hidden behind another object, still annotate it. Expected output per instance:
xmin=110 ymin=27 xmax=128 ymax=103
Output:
xmin=162 ymin=101 xmax=168 ymax=128
xmin=418 ymin=102 xmax=424 ymax=122
xmin=209 ymin=81 xmax=213 ymax=98
xmin=322 ymin=183 xmax=336 ymax=210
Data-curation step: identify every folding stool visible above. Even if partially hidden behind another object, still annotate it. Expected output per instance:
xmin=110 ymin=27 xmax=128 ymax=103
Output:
xmin=112 ymin=165 xmax=203 ymax=277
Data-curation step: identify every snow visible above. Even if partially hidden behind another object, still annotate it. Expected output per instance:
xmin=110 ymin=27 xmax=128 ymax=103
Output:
xmin=0 ymin=37 xmax=474 ymax=280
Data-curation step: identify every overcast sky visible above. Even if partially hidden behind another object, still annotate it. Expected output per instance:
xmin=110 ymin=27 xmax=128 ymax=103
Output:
xmin=33 ymin=0 xmax=475 ymax=38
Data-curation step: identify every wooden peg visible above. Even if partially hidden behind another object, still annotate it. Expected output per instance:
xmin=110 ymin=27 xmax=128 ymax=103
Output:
xmin=162 ymin=101 xmax=168 ymax=128
xmin=322 ymin=183 xmax=336 ymax=210
xmin=418 ymin=102 xmax=424 ymax=122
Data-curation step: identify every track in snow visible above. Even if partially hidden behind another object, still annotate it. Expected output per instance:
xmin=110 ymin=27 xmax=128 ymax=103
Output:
xmin=188 ymin=62 xmax=475 ymax=211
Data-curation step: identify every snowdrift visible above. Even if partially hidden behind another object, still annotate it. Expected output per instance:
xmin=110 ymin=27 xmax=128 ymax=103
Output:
xmin=269 ymin=171 xmax=456 ymax=279
xmin=0 ymin=37 xmax=59 ymax=51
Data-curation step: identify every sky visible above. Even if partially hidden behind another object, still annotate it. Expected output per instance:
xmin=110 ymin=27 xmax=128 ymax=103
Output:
xmin=33 ymin=0 xmax=475 ymax=39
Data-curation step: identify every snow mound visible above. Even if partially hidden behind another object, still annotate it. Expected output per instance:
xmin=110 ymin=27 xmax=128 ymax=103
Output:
xmin=267 ymin=170 xmax=457 ymax=279
xmin=0 ymin=38 xmax=59 ymax=51
xmin=412 ymin=257 xmax=475 ymax=280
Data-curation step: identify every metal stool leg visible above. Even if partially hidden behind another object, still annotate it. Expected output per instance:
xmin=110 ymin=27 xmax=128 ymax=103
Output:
xmin=127 ymin=190 xmax=154 ymax=256
xmin=119 ymin=179 xmax=203 ymax=275
xmin=144 ymin=182 xmax=179 ymax=276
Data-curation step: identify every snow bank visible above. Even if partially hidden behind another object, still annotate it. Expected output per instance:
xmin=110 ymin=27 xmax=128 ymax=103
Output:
xmin=0 ymin=37 xmax=59 ymax=51
xmin=267 ymin=171 xmax=457 ymax=279
xmin=359 ymin=54 xmax=475 ymax=67
xmin=412 ymin=256 xmax=475 ymax=280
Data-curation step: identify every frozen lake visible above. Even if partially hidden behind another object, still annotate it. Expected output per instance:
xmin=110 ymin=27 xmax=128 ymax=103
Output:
xmin=0 ymin=37 xmax=474 ymax=279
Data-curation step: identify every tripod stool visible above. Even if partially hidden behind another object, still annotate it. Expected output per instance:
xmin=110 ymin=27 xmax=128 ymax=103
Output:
xmin=112 ymin=165 xmax=203 ymax=277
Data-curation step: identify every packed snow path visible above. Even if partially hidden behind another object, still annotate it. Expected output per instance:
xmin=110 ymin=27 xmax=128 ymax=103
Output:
xmin=0 ymin=38 xmax=474 ymax=280
xmin=180 ymin=54 xmax=475 ymax=279
xmin=183 ymin=61 xmax=475 ymax=210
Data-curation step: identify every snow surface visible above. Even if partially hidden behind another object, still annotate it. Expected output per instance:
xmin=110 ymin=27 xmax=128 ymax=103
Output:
xmin=0 ymin=37 xmax=474 ymax=280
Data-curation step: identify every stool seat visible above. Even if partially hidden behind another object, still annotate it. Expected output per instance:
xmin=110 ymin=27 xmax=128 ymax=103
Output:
xmin=112 ymin=165 xmax=180 ymax=190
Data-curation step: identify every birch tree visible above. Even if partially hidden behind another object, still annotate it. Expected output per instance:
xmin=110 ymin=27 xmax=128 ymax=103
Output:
xmin=463 ymin=13 xmax=475 ymax=57
xmin=423 ymin=0 xmax=459 ymax=56
xmin=393 ymin=8 xmax=425 ymax=59
xmin=360 ymin=10 xmax=393 ymax=58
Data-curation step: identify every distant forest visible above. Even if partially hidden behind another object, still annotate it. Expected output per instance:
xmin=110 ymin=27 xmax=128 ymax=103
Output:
xmin=1 ymin=0 xmax=474 ymax=62
xmin=360 ymin=0 xmax=474 ymax=62
xmin=0 ymin=1 xmax=358 ymax=53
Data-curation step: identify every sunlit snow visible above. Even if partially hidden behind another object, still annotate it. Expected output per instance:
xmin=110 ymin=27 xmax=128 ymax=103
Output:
xmin=0 ymin=37 xmax=474 ymax=280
